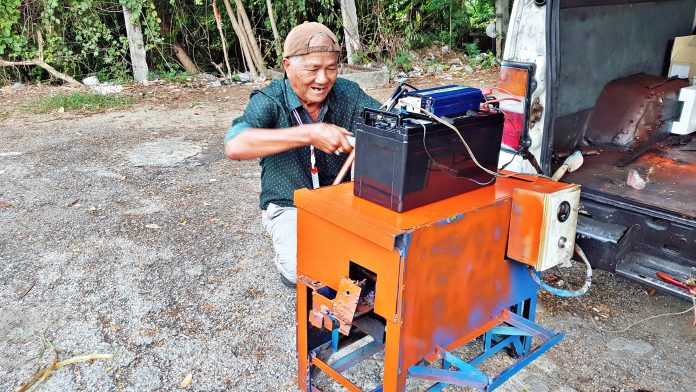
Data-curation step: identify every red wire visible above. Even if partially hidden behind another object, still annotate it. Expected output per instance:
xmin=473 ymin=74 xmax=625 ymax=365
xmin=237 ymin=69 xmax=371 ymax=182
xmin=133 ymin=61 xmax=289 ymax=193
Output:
xmin=481 ymin=97 xmax=521 ymax=106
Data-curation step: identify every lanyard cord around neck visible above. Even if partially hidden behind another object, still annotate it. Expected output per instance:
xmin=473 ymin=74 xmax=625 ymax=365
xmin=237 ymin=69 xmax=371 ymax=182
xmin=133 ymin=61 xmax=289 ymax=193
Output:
xmin=291 ymin=109 xmax=320 ymax=189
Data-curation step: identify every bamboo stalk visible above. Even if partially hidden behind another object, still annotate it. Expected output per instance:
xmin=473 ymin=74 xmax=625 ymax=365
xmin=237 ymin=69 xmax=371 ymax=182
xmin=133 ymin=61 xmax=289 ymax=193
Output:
xmin=222 ymin=0 xmax=257 ymax=75
xmin=212 ymin=2 xmax=232 ymax=80
xmin=234 ymin=0 xmax=265 ymax=71
xmin=265 ymin=0 xmax=282 ymax=58
xmin=233 ymin=1 xmax=262 ymax=73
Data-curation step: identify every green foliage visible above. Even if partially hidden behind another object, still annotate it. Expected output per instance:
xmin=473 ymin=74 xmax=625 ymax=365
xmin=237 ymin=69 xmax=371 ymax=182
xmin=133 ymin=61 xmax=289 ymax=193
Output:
xmin=1 ymin=0 xmax=165 ymax=82
xmin=37 ymin=92 xmax=135 ymax=113
xmin=355 ymin=0 xmax=495 ymax=61
xmin=2 ymin=0 xmax=499 ymax=84
xmin=0 ymin=0 xmax=25 ymax=58
xmin=148 ymin=68 xmax=192 ymax=82
xmin=350 ymin=50 xmax=370 ymax=66
xmin=465 ymin=0 xmax=495 ymax=31
xmin=472 ymin=51 xmax=498 ymax=69
xmin=464 ymin=40 xmax=481 ymax=58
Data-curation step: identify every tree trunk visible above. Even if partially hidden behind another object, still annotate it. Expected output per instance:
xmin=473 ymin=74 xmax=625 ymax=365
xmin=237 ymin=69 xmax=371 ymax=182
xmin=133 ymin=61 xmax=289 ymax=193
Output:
xmin=234 ymin=0 xmax=265 ymax=71
xmin=266 ymin=0 xmax=282 ymax=58
xmin=495 ymin=0 xmax=510 ymax=59
xmin=222 ymin=0 xmax=257 ymax=75
xmin=173 ymin=42 xmax=200 ymax=74
xmin=340 ymin=0 xmax=361 ymax=64
xmin=157 ymin=9 xmax=200 ymax=75
xmin=122 ymin=4 xmax=149 ymax=82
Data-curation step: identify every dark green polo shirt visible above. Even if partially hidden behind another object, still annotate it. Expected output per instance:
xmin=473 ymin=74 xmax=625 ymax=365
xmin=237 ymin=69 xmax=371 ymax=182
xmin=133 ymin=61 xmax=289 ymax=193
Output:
xmin=225 ymin=78 xmax=380 ymax=210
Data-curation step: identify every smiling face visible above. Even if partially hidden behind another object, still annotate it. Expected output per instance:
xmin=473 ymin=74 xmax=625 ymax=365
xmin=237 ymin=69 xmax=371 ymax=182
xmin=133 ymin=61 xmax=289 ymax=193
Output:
xmin=282 ymin=34 xmax=339 ymax=109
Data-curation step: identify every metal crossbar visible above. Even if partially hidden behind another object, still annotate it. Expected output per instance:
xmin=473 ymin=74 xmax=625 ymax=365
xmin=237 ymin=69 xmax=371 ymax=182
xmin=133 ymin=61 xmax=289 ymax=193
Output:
xmin=409 ymin=308 xmax=563 ymax=391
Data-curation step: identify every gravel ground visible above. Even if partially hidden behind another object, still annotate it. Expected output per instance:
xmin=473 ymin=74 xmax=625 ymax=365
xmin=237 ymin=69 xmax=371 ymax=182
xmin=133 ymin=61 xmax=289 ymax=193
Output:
xmin=1 ymin=78 xmax=694 ymax=392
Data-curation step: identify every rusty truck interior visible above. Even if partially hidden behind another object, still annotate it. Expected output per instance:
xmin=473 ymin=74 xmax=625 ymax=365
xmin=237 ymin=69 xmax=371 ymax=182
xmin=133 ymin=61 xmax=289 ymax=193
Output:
xmin=542 ymin=0 xmax=696 ymax=298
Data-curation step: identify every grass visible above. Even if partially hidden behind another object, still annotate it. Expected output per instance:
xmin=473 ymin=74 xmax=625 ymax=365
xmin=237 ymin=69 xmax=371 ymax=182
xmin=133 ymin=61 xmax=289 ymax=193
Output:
xmin=36 ymin=92 xmax=135 ymax=113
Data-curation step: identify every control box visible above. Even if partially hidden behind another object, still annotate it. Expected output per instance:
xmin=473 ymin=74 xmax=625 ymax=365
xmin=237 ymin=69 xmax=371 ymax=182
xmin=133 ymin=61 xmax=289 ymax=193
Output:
xmin=507 ymin=183 xmax=581 ymax=271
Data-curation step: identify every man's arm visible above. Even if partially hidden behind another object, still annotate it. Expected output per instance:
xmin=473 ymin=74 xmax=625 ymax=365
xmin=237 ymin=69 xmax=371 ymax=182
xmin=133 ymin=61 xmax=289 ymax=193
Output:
xmin=224 ymin=123 xmax=354 ymax=160
xmin=224 ymin=92 xmax=354 ymax=160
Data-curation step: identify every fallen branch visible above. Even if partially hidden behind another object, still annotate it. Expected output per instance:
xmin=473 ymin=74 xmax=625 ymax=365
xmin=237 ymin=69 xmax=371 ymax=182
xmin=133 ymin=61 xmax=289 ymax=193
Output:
xmin=0 ymin=60 xmax=82 ymax=87
xmin=0 ymin=32 xmax=83 ymax=87
xmin=172 ymin=42 xmax=200 ymax=75
xmin=14 ymin=350 xmax=114 ymax=392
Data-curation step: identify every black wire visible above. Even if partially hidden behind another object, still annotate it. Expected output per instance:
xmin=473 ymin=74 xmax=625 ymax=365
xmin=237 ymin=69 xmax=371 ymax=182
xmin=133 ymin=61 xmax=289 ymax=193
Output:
xmin=482 ymin=105 xmax=538 ymax=174
xmin=382 ymin=82 xmax=420 ymax=112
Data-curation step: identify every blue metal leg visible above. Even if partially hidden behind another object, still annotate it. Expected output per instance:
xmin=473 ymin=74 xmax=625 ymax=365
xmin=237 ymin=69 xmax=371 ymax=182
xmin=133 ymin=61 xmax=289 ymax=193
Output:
xmin=524 ymin=296 xmax=538 ymax=353
xmin=328 ymin=314 xmax=339 ymax=352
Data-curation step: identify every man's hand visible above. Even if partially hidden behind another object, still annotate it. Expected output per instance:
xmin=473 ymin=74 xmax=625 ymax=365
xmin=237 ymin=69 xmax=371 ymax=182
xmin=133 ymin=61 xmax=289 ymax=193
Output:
xmin=304 ymin=123 xmax=354 ymax=155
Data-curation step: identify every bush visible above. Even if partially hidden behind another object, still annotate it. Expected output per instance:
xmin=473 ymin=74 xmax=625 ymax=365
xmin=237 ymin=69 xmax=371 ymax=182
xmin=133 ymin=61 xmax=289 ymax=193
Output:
xmin=391 ymin=51 xmax=413 ymax=71
xmin=464 ymin=40 xmax=481 ymax=58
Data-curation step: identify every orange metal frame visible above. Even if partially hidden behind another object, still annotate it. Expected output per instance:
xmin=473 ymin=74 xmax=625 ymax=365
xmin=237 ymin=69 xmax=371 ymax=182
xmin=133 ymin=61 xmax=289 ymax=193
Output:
xmin=295 ymin=175 xmax=574 ymax=391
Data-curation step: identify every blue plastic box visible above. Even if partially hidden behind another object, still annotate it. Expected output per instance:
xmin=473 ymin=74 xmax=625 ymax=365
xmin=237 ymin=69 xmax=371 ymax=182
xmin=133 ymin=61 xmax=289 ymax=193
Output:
xmin=406 ymin=85 xmax=483 ymax=117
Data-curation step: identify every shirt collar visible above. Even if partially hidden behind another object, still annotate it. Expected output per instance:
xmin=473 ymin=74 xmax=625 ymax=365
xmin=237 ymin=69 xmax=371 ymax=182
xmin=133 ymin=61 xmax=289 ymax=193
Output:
xmin=283 ymin=78 xmax=303 ymax=111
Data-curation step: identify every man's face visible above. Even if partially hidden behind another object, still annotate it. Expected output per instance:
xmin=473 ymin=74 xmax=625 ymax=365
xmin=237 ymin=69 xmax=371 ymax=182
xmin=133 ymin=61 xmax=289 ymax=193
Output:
xmin=283 ymin=51 xmax=338 ymax=107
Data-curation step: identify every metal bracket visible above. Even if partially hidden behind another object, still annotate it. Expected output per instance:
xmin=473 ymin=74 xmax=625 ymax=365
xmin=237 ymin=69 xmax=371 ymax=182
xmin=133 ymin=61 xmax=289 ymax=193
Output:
xmin=308 ymin=276 xmax=368 ymax=336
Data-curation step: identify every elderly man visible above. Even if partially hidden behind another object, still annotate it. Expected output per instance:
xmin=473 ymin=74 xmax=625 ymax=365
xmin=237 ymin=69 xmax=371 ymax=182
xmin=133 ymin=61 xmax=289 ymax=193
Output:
xmin=224 ymin=22 xmax=380 ymax=287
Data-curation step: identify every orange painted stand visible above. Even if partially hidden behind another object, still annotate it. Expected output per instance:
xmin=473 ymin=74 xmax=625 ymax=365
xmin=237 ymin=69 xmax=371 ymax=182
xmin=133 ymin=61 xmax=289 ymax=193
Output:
xmin=295 ymin=176 xmax=573 ymax=391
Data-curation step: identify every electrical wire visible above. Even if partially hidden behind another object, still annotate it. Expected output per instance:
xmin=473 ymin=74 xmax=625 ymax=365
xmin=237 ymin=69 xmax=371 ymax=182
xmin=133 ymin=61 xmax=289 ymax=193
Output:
xmin=549 ymin=251 xmax=696 ymax=333
xmin=482 ymin=97 xmax=522 ymax=105
xmin=528 ymin=244 xmax=593 ymax=298
xmin=381 ymin=82 xmax=418 ymax=111
xmin=481 ymin=86 xmax=520 ymax=97
xmin=419 ymin=123 xmax=520 ymax=186
xmin=421 ymin=108 xmax=553 ymax=182
xmin=578 ymin=297 xmax=694 ymax=334
xmin=484 ymin=105 xmax=524 ymax=147
xmin=384 ymin=82 xmax=542 ymax=179
xmin=418 ymin=107 xmax=521 ymax=178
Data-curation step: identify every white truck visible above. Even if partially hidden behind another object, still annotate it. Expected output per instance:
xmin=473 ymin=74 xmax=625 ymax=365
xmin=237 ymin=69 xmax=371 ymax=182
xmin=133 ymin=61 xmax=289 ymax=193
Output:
xmin=497 ymin=0 xmax=696 ymax=298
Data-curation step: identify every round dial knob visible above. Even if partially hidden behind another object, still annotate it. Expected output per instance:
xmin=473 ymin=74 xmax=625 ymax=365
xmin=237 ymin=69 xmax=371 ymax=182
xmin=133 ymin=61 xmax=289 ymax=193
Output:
xmin=557 ymin=201 xmax=571 ymax=222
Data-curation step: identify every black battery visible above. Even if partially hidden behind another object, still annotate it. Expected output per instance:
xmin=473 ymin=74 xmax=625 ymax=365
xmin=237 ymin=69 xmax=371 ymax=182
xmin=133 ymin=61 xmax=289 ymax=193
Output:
xmin=353 ymin=108 xmax=504 ymax=212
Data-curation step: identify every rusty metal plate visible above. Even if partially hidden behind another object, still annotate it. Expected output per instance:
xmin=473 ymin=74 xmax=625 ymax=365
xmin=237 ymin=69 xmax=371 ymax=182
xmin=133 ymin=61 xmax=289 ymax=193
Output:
xmin=309 ymin=291 xmax=333 ymax=330
xmin=585 ymin=74 xmax=688 ymax=151
xmin=332 ymin=277 xmax=362 ymax=335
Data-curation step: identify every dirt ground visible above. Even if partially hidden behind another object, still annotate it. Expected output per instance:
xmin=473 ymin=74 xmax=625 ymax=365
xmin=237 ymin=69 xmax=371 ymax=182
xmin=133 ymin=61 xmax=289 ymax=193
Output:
xmin=1 ymin=73 xmax=695 ymax=392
